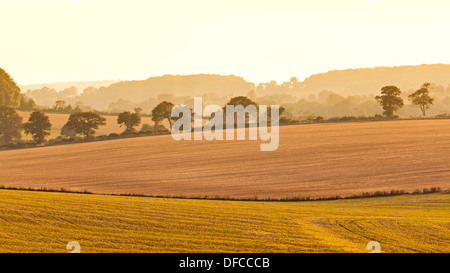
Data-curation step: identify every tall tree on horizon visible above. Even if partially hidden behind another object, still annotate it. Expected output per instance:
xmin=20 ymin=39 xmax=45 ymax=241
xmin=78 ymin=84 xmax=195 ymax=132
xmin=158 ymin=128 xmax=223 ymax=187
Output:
xmin=375 ymin=86 xmax=404 ymax=117
xmin=152 ymin=101 xmax=175 ymax=128
xmin=0 ymin=106 xmax=23 ymax=144
xmin=409 ymin=83 xmax=434 ymax=116
xmin=63 ymin=111 xmax=106 ymax=138
xmin=117 ymin=111 xmax=141 ymax=133
xmin=23 ymin=111 xmax=52 ymax=143
xmin=223 ymin=96 xmax=259 ymax=125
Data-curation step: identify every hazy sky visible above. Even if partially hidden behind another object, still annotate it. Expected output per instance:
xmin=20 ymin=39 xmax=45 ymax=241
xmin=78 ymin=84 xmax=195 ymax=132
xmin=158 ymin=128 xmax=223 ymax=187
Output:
xmin=2 ymin=0 xmax=450 ymax=85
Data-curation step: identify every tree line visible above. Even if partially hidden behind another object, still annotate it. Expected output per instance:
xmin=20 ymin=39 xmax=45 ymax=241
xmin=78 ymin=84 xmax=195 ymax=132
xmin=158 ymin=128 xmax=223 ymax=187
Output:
xmin=0 ymin=97 xmax=262 ymax=145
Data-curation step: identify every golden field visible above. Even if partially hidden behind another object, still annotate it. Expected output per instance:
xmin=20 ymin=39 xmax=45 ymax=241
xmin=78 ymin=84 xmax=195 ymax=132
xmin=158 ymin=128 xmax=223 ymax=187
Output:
xmin=0 ymin=119 xmax=449 ymax=199
xmin=0 ymin=189 xmax=448 ymax=253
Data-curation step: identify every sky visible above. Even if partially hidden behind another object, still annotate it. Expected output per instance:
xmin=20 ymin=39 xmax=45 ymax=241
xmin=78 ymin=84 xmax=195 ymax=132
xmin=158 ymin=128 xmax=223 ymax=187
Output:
xmin=1 ymin=0 xmax=450 ymax=85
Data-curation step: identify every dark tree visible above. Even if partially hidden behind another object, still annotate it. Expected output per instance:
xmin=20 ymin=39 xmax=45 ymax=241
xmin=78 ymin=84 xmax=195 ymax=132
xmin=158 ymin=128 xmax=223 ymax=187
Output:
xmin=18 ymin=96 xmax=37 ymax=111
xmin=64 ymin=104 xmax=73 ymax=113
xmin=171 ymin=105 xmax=194 ymax=123
xmin=117 ymin=111 xmax=141 ymax=133
xmin=140 ymin=123 xmax=152 ymax=132
xmin=151 ymin=101 xmax=174 ymax=128
xmin=54 ymin=100 xmax=66 ymax=111
xmin=0 ymin=68 xmax=22 ymax=108
xmin=63 ymin=111 xmax=106 ymax=138
xmin=0 ymin=106 xmax=23 ymax=144
xmin=375 ymin=86 xmax=404 ymax=117
xmin=265 ymin=106 xmax=285 ymax=119
xmin=23 ymin=111 xmax=52 ymax=143
xmin=223 ymin=96 xmax=259 ymax=124
xmin=224 ymin=96 xmax=258 ymax=109
xmin=409 ymin=83 xmax=434 ymax=116
xmin=61 ymin=123 xmax=77 ymax=138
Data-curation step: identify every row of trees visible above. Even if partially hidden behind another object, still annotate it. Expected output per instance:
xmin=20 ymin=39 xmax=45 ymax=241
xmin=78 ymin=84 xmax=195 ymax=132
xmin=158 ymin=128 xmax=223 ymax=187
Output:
xmin=0 ymin=107 xmax=51 ymax=144
xmin=0 ymin=97 xmax=278 ymax=145
xmin=0 ymin=108 xmax=141 ymax=144
xmin=0 ymin=100 xmax=178 ymax=145
xmin=376 ymin=83 xmax=434 ymax=117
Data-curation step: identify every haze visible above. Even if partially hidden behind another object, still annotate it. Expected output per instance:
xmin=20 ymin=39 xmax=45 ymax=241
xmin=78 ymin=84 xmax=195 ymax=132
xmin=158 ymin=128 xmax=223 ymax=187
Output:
xmin=2 ymin=0 xmax=450 ymax=85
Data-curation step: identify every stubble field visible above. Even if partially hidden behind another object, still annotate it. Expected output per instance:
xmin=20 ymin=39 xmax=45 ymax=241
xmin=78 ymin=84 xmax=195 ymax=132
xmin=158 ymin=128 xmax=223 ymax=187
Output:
xmin=0 ymin=189 xmax=447 ymax=253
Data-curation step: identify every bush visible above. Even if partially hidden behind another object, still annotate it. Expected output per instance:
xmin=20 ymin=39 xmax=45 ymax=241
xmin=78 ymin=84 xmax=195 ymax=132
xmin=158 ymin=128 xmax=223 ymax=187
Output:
xmin=435 ymin=114 xmax=450 ymax=119
xmin=156 ymin=128 xmax=169 ymax=134
xmin=121 ymin=131 xmax=139 ymax=137
xmin=138 ymin=130 xmax=153 ymax=135
xmin=140 ymin=123 xmax=153 ymax=132
xmin=5 ymin=141 xmax=28 ymax=149
xmin=108 ymin=133 xmax=120 ymax=139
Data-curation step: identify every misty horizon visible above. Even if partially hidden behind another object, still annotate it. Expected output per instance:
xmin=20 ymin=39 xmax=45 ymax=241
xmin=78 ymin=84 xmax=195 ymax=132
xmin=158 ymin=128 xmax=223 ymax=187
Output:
xmin=3 ymin=1 xmax=450 ymax=86
xmin=16 ymin=62 xmax=450 ymax=88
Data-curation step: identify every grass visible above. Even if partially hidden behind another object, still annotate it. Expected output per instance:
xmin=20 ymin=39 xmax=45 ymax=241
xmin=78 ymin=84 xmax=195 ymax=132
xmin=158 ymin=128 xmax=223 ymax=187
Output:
xmin=0 ymin=189 xmax=448 ymax=253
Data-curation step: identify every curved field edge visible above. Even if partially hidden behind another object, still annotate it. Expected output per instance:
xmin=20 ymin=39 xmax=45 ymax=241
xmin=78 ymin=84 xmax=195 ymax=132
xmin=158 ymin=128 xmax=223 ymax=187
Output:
xmin=0 ymin=189 xmax=448 ymax=253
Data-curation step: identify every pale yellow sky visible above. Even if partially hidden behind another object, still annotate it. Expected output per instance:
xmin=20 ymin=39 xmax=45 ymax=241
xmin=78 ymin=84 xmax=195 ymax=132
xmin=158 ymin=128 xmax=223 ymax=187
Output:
xmin=1 ymin=0 xmax=450 ymax=85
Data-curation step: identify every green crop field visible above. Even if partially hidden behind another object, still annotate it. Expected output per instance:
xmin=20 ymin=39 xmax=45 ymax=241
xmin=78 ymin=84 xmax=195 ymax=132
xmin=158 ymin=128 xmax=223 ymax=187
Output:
xmin=0 ymin=189 xmax=448 ymax=253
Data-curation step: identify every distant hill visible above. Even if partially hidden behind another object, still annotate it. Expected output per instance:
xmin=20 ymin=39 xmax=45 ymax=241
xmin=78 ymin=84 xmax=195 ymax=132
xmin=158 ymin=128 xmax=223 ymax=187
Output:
xmin=21 ymin=64 xmax=450 ymax=112
xmin=98 ymin=74 xmax=255 ymax=101
xmin=299 ymin=64 xmax=450 ymax=96
xmin=24 ymin=74 xmax=256 ymax=110
xmin=19 ymin=80 xmax=120 ymax=94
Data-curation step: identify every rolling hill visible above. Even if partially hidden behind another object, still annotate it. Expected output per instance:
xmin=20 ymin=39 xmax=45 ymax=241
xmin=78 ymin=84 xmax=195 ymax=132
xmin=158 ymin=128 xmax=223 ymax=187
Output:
xmin=21 ymin=64 xmax=450 ymax=112
xmin=1 ymin=119 xmax=449 ymax=199
xmin=299 ymin=64 xmax=450 ymax=95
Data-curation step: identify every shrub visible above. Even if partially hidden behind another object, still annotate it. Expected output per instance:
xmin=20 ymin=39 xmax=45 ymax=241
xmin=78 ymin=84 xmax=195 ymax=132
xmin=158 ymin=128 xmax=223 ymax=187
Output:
xmin=96 ymin=135 xmax=108 ymax=140
xmin=108 ymin=133 xmax=120 ymax=139
xmin=156 ymin=128 xmax=169 ymax=134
